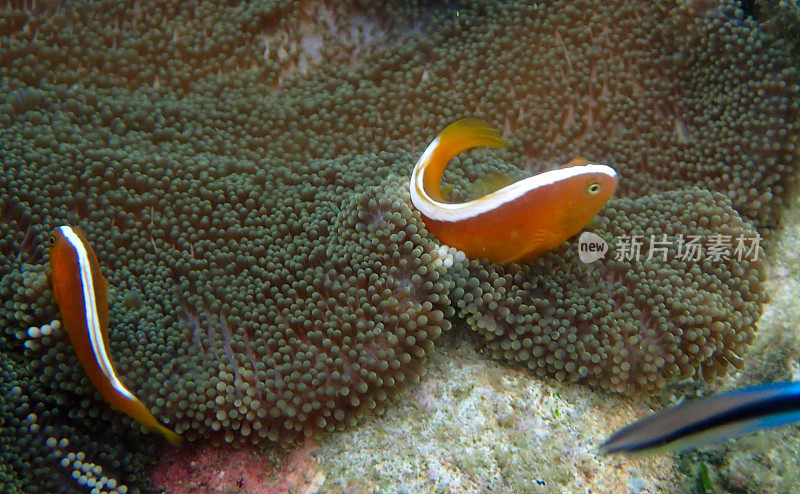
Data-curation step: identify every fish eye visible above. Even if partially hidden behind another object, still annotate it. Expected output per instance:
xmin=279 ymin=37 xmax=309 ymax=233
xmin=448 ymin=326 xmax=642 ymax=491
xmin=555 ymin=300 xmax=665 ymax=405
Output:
xmin=587 ymin=183 xmax=601 ymax=195
xmin=47 ymin=234 xmax=56 ymax=247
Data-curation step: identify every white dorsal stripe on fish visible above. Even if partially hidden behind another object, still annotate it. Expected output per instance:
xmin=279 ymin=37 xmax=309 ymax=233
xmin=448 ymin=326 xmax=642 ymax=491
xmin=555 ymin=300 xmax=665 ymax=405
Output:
xmin=58 ymin=226 xmax=136 ymax=401
xmin=409 ymin=136 xmax=617 ymax=222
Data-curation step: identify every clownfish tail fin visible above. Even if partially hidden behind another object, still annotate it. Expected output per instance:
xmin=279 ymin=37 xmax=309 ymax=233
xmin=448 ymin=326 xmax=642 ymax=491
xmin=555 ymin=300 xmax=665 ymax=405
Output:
xmin=127 ymin=397 xmax=183 ymax=446
xmin=157 ymin=426 xmax=184 ymax=447
xmin=147 ymin=418 xmax=183 ymax=446
xmin=436 ymin=118 xmax=508 ymax=163
xmin=419 ymin=119 xmax=508 ymax=201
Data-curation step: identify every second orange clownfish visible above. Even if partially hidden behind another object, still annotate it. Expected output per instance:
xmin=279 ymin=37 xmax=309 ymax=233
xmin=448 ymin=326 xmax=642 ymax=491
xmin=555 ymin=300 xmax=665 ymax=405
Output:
xmin=409 ymin=119 xmax=618 ymax=263
xmin=49 ymin=225 xmax=182 ymax=446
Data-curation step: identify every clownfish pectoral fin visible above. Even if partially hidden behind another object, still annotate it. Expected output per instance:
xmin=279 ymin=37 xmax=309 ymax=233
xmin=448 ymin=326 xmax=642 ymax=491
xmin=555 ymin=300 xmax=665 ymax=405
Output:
xmin=511 ymin=232 xmax=561 ymax=263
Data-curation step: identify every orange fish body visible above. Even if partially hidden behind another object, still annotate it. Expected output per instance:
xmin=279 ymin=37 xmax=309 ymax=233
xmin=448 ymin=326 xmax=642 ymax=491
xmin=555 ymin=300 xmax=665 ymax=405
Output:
xmin=49 ymin=226 xmax=182 ymax=446
xmin=409 ymin=119 xmax=618 ymax=263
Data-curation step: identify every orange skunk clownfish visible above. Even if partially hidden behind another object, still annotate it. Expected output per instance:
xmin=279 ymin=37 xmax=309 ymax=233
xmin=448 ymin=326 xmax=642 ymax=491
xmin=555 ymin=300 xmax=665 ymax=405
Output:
xmin=48 ymin=226 xmax=182 ymax=446
xmin=409 ymin=119 xmax=618 ymax=263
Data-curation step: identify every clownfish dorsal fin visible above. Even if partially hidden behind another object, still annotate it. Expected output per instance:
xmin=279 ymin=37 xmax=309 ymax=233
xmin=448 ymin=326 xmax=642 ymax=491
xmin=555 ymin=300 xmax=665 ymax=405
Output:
xmin=468 ymin=172 xmax=519 ymax=199
xmin=561 ymin=157 xmax=591 ymax=168
xmin=439 ymin=184 xmax=454 ymax=200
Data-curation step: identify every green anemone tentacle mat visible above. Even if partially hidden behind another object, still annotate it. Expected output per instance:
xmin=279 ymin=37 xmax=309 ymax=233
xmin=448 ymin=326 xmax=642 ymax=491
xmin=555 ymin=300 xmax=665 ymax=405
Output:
xmin=1 ymin=0 xmax=796 ymax=491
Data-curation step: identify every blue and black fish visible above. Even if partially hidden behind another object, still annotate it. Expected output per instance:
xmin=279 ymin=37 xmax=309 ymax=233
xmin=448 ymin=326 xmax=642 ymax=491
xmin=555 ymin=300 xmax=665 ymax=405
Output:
xmin=600 ymin=382 xmax=800 ymax=454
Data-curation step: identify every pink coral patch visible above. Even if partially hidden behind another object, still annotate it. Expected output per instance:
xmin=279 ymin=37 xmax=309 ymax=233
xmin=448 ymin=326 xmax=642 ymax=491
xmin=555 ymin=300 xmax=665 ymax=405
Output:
xmin=151 ymin=440 xmax=324 ymax=493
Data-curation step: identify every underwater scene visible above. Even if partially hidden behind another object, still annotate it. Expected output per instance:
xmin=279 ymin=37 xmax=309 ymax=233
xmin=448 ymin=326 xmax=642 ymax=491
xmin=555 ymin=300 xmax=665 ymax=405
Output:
xmin=2 ymin=0 xmax=800 ymax=492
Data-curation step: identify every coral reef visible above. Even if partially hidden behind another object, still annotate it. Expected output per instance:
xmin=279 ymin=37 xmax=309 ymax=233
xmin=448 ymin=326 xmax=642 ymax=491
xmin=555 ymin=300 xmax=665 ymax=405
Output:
xmin=0 ymin=0 xmax=796 ymax=490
